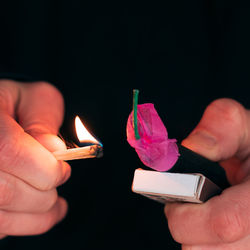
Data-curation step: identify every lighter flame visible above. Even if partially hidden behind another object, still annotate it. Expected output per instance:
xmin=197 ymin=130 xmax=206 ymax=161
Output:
xmin=75 ymin=116 xmax=99 ymax=144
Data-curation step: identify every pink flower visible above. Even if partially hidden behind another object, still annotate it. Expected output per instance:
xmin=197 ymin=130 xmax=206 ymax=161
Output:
xmin=126 ymin=103 xmax=179 ymax=171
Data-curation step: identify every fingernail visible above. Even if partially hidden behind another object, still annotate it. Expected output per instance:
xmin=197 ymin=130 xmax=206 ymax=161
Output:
xmin=183 ymin=131 xmax=217 ymax=150
xmin=31 ymin=133 xmax=67 ymax=152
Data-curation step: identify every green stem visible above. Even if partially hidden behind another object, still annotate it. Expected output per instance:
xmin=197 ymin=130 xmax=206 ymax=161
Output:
xmin=133 ymin=89 xmax=140 ymax=140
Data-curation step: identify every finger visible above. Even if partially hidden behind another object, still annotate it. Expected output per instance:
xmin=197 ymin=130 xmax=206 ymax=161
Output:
xmin=182 ymin=235 xmax=250 ymax=250
xmin=0 ymin=80 xmax=67 ymax=152
xmin=18 ymin=82 xmax=67 ymax=153
xmin=165 ymin=178 xmax=250 ymax=245
xmin=0 ymin=80 xmax=20 ymax=116
xmin=18 ymin=82 xmax=64 ymax=136
xmin=0 ymin=113 xmax=70 ymax=190
xmin=31 ymin=132 xmax=72 ymax=186
xmin=182 ymin=98 xmax=250 ymax=162
xmin=0 ymin=80 xmax=64 ymax=134
xmin=0 ymin=170 xmax=59 ymax=213
xmin=0 ymin=197 xmax=67 ymax=236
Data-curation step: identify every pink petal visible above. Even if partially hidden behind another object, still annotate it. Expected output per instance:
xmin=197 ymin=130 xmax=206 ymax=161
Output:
xmin=126 ymin=103 xmax=179 ymax=171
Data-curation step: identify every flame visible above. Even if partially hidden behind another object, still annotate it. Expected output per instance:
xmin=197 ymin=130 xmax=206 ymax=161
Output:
xmin=75 ymin=116 xmax=99 ymax=145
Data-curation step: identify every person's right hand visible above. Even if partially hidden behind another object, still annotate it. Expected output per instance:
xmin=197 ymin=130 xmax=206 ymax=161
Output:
xmin=0 ymin=80 xmax=71 ymax=239
xmin=165 ymin=98 xmax=250 ymax=249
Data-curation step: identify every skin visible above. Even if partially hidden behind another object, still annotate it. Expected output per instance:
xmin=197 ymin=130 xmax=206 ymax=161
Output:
xmin=164 ymin=98 xmax=250 ymax=249
xmin=0 ymin=80 xmax=71 ymax=239
xmin=1 ymin=80 xmax=249 ymax=247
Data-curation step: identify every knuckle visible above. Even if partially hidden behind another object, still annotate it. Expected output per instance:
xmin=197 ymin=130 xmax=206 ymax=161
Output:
xmin=0 ymin=80 xmax=18 ymax=113
xmin=207 ymin=98 xmax=245 ymax=126
xmin=0 ymin=79 xmax=17 ymax=90
xmin=210 ymin=207 xmax=245 ymax=243
xmin=199 ymin=98 xmax=247 ymax=160
xmin=24 ymin=81 xmax=64 ymax=132
xmin=31 ymin=81 xmax=64 ymax=105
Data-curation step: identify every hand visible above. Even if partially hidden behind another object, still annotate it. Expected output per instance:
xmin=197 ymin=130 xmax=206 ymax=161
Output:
xmin=164 ymin=98 xmax=250 ymax=249
xmin=0 ymin=80 xmax=71 ymax=239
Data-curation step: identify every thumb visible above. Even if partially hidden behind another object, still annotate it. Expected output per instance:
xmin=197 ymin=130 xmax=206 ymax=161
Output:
xmin=182 ymin=98 xmax=250 ymax=162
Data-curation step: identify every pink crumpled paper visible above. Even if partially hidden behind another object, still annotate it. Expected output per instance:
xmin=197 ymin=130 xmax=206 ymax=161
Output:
xmin=126 ymin=103 xmax=179 ymax=171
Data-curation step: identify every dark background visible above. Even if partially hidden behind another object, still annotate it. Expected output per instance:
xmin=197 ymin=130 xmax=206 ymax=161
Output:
xmin=1 ymin=1 xmax=250 ymax=249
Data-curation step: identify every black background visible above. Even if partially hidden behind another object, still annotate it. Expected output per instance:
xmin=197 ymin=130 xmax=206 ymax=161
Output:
xmin=1 ymin=1 xmax=250 ymax=249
